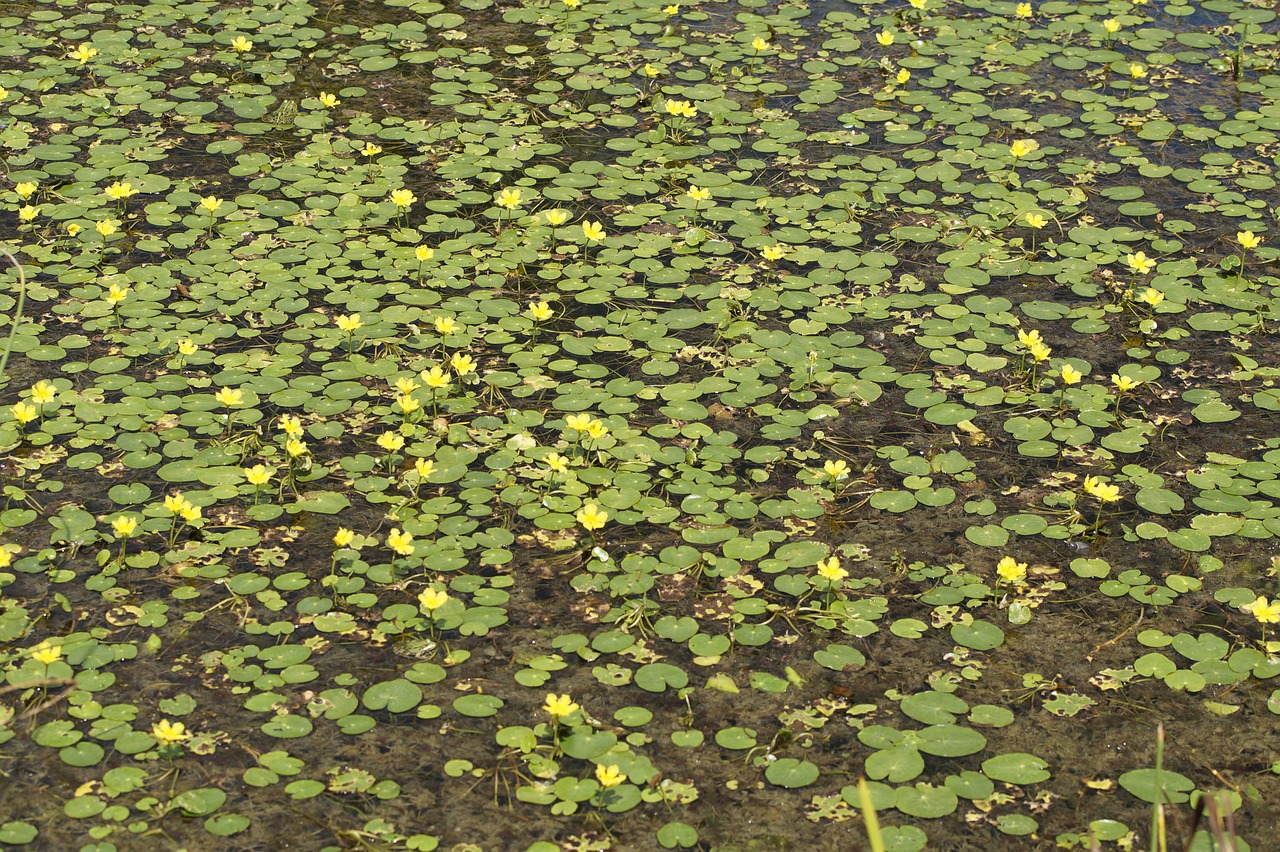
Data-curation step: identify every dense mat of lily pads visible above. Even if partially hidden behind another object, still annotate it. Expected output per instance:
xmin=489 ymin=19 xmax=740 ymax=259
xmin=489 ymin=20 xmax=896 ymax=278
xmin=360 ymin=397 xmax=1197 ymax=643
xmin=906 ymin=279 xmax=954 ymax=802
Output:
xmin=3 ymin=0 xmax=1280 ymax=848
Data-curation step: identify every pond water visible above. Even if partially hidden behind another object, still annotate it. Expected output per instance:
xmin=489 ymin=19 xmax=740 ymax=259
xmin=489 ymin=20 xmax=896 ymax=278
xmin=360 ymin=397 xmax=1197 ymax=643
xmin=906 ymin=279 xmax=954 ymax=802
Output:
xmin=2 ymin=0 xmax=1280 ymax=849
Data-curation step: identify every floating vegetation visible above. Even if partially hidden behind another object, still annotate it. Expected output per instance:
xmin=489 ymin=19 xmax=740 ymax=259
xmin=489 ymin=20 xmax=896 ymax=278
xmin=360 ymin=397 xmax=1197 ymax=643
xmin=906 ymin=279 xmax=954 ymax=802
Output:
xmin=2 ymin=0 xmax=1280 ymax=848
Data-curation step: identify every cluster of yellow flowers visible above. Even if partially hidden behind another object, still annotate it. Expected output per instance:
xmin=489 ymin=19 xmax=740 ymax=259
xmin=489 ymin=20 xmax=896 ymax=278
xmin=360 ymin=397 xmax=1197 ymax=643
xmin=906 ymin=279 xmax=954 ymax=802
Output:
xmin=163 ymin=493 xmax=201 ymax=523
xmin=1017 ymin=327 xmax=1051 ymax=363
xmin=1082 ymin=475 xmax=1121 ymax=504
xmin=663 ymin=99 xmax=697 ymax=118
xmin=565 ymin=413 xmax=609 ymax=440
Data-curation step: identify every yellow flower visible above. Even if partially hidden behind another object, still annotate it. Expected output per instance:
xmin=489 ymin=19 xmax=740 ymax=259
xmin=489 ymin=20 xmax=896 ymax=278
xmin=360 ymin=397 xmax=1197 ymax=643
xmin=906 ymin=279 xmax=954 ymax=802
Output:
xmin=335 ymin=313 xmax=363 ymax=332
xmin=32 ymin=642 xmax=62 ymax=665
xmin=394 ymin=377 xmax=420 ymax=395
xmin=18 ymin=205 xmax=37 ymax=222
xmin=96 ymin=219 xmax=119 ymax=237
xmin=1024 ymin=213 xmax=1047 ymax=228
xmin=688 ymin=185 xmax=711 ymax=202
xmin=824 ymin=459 xmax=850 ymax=481
xmin=106 ymin=283 xmax=129 ymax=305
xmin=451 ymin=352 xmax=477 ymax=376
xmin=585 ymin=419 xmax=609 ymax=440
xmin=387 ymin=528 xmax=415 ymax=556
xmin=414 ymin=457 xmax=436 ymax=479
xmin=244 ymin=464 xmax=272 ymax=486
xmin=334 ymin=528 xmax=355 ymax=548
xmin=1060 ymin=364 xmax=1082 ymax=385
xmin=66 ymin=223 xmax=81 ymax=237
xmin=564 ymin=0 xmax=579 ymax=7
xmin=1015 ymin=2 xmax=1032 ymax=18
xmin=112 ymin=516 xmax=138 ymax=537
xmin=576 ymin=502 xmax=609 ymax=531
xmin=1139 ymin=288 xmax=1164 ymax=306
xmin=566 ymin=413 xmax=593 ymax=432
xmin=434 ymin=316 xmax=458 ymax=335
xmin=14 ymin=182 xmax=37 ymax=199
xmin=421 ymin=365 xmax=450 ymax=389
xmin=69 ymin=43 xmax=98 ymax=64
xmin=163 ymin=493 xmax=188 ymax=516
xmin=178 ymin=502 xmax=201 ymax=523
xmin=596 ymin=764 xmax=625 ymax=788
xmin=12 ymin=402 xmax=37 ymax=424
xmin=1009 ymin=139 xmax=1039 ymax=159
xmin=1083 ymin=475 xmax=1121 ymax=503
xmin=643 ymin=63 xmax=660 ymax=77
xmin=377 ymin=432 xmax=405 ymax=452
xmin=895 ymin=68 xmax=911 ymax=85
xmin=494 ymin=187 xmax=523 ymax=210
xmin=230 ymin=35 xmax=253 ymax=53
xmin=543 ymin=208 xmax=571 ymax=227
xmin=1129 ymin=63 xmax=1146 ymax=79
xmin=1017 ymin=328 xmax=1042 ymax=348
xmin=909 ymin=0 xmax=926 ymax=8
xmin=762 ymin=244 xmax=787 ymax=261
xmin=996 ymin=556 xmax=1027 ymax=584
xmin=816 ymin=556 xmax=847 ymax=583
xmin=1238 ymin=230 xmax=1262 ymax=250
xmin=1125 ymin=251 xmax=1155 ymax=275
xmin=214 ymin=387 xmax=244 ymax=407
xmin=543 ymin=693 xmax=579 ymax=719
xmin=286 ymin=438 xmax=308 ymax=458
xmin=876 ymin=30 xmax=894 ymax=46
xmin=1103 ymin=18 xmax=1120 ymax=34
xmin=0 ymin=547 xmax=13 ymax=569
xmin=751 ymin=36 xmax=769 ymax=52
xmin=415 ymin=245 xmax=434 ymax=262
xmin=1029 ymin=341 xmax=1051 ymax=362
xmin=1111 ymin=374 xmax=1139 ymax=392
xmin=582 ymin=220 xmax=605 ymax=241
xmin=418 ymin=588 xmax=449 ymax=612
xmin=200 ymin=196 xmax=223 ymax=213
xmin=396 ymin=395 xmax=421 ymax=415
xmin=104 ymin=181 xmax=138 ymax=200
xmin=279 ymin=414 xmax=303 ymax=437
xmin=362 ymin=142 xmax=383 ymax=157
xmin=30 ymin=380 xmax=57 ymax=406
xmin=664 ymin=99 xmax=693 ymax=117
xmin=389 ymin=188 xmax=417 ymax=209
xmin=528 ymin=300 xmax=553 ymax=321
xmin=151 ymin=719 xmax=191 ymax=744
xmin=665 ymin=4 xmax=679 ymax=14
xmin=318 ymin=91 xmax=339 ymax=108
xmin=545 ymin=452 xmax=569 ymax=473
xmin=1244 ymin=595 xmax=1280 ymax=625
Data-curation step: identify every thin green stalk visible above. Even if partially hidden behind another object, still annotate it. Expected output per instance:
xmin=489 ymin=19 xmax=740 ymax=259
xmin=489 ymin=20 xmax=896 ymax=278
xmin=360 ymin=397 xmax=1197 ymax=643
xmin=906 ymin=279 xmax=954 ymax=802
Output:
xmin=0 ymin=247 xmax=27 ymax=387
xmin=857 ymin=777 xmax=886 ymax=852
xmin=1151 ymin=722 xmax=1165 ymax=852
